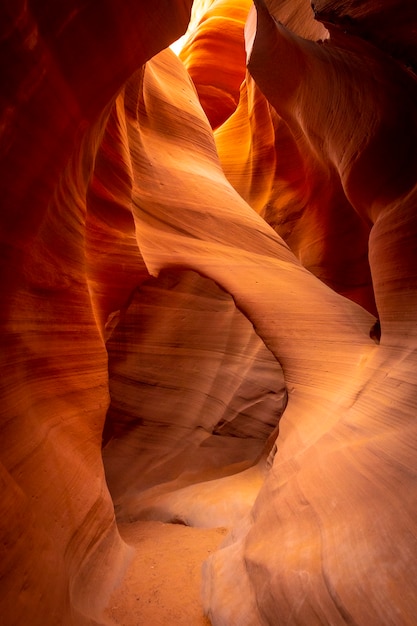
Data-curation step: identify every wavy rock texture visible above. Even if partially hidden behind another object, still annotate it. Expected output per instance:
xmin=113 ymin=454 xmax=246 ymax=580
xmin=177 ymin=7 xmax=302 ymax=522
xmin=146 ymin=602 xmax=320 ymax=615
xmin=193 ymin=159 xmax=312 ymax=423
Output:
xmin=0 ymin=2 xmax=194 ymax=624
xmin=203 ymin=2 xmax=417 ymax=625
xmin=103 ymin=268 xmax=286 ymax=527
xmin=179 ymin=0 xmax=252 ymax=128
xmin=2 ymin=0 xmax=417 ymax=625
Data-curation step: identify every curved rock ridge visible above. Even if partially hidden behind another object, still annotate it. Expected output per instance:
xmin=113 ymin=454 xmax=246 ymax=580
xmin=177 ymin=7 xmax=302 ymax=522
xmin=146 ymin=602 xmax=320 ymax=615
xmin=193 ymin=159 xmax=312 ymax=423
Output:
xmin=112 ymin=5 xmax=417 ymax=625
xmin=171 ymin=0 xmax=217 ymax=54
xmin=179 ymin=0 xmax=252 ymax=129
xmin=246 ymin=0 xmax=417 ymax=346
xmin=1 ymin=0 xmax=417 ymax=625
xmin=214 ymin=70 xmax=376 ymax=314
xmin=179 ymin=0 xmax=376 ymax=313
xmin=86 ymin=96 xmax=150 ymax=336
xmin=202 ymin=2 xmax=417 ymax=625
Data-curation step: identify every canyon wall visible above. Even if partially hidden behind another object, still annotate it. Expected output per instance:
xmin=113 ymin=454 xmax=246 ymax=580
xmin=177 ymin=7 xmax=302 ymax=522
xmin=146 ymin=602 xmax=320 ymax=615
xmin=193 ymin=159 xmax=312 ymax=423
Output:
xmin=1 ymin=0 xmax=417 ymax=624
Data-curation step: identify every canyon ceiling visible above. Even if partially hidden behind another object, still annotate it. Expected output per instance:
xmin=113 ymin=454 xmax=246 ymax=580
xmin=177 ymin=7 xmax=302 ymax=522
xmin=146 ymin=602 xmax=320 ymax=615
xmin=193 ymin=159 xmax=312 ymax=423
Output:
xmin=1 ymin=0 xmax=417 ymax=624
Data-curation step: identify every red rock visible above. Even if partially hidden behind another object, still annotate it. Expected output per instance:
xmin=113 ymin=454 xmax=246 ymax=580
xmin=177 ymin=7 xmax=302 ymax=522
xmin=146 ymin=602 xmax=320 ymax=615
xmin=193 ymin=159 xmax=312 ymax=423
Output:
xmin=0 ymin=2 xmax=193 ymax=624
xmin=103 ymin=268 xmax=286 ymax=526
xmin=215 ymin=70 xmax=376 ymax=313
xmin=180 ymin=0 xmax=252 ymax=129
xmin=2 ymin=0 xmax=417 ymax=624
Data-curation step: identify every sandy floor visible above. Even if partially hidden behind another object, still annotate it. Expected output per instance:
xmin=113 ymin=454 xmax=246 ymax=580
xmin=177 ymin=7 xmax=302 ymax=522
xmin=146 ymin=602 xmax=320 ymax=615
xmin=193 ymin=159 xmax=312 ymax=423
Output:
xmin=104 ymin=521 xmax=228 ymax=625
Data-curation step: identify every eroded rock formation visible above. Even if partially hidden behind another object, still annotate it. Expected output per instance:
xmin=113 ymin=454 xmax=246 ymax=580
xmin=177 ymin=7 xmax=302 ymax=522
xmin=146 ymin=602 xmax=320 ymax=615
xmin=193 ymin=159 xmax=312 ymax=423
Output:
xmin=1 ymin=0 xmax=417 ymax=624
xmin=103 ymin=268 xmax=286 ymax=527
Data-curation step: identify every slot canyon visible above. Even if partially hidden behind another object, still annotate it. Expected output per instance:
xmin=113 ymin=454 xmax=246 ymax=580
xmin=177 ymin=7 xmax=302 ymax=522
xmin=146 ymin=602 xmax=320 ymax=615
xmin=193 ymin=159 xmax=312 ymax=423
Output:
xmin=2 ymin=0 xmax=417 ymax=624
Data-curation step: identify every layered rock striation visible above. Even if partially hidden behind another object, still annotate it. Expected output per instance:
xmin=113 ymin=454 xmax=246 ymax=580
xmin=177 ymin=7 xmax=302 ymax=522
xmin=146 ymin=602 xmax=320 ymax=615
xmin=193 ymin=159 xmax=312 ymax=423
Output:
xmin=1 ymin=0 xmax=417 ymax=625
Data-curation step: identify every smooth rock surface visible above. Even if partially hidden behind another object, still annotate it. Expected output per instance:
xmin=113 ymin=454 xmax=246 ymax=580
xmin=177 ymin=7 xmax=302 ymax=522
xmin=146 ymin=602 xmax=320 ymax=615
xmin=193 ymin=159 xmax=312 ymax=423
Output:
xmin=1 ymin=0 xmax=417 ymax=625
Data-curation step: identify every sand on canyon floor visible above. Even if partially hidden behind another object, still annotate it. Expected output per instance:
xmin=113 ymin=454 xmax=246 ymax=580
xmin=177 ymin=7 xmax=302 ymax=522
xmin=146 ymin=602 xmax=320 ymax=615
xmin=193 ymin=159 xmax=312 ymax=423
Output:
xmin=104 ymin=521 xmax=228 ymax=626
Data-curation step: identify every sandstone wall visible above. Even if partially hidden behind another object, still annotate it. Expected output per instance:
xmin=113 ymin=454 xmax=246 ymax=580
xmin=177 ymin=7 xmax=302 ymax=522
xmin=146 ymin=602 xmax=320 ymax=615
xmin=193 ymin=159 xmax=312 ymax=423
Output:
xmin=1 ymin=1 xmax=417 ymax=624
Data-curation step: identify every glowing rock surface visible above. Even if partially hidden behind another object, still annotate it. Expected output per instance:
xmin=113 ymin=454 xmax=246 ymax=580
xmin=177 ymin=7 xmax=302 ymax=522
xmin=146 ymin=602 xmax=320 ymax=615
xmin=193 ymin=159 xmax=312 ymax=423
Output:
xmin=1 ymin=0 xmax=417 ymax=624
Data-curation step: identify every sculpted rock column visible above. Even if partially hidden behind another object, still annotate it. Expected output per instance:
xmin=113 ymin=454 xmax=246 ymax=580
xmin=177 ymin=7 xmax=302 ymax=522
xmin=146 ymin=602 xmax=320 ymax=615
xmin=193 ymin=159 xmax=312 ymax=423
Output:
xmin=113 ymin=40 xmax=386 ymax=625
xmin=202 ymin=2 xmax=417 ymax=624
xmin=103 ymin=3 xmax=417 ymax=624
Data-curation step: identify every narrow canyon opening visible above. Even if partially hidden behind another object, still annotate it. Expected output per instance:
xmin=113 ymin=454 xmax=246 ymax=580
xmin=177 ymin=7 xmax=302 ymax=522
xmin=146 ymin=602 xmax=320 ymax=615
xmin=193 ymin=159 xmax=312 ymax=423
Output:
xmin=100 ymin=269 xmax=287 ymax=623
xmin=103 ymin=269 xmax=287 ymax=526
xmin=2 ymin=0 xmax=417 ymax=625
